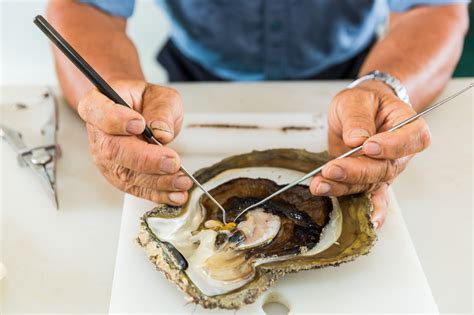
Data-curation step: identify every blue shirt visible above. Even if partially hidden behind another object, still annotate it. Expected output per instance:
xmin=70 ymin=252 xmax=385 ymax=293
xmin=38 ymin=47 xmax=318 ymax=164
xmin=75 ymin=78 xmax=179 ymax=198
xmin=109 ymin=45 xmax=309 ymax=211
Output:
xmin=80 ymin=0 xmax=468 ymax=80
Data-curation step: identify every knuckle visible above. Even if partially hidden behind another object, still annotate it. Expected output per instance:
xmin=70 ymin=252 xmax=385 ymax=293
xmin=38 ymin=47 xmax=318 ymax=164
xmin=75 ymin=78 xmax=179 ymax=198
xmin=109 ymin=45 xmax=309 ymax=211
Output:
xmin=347 ymin=183 xmax=367 ymax=195
xmin=152 ymin=191 xmax=169 ymax=204
xmin=395 ymin=142 xmax=410 ymax=158
xmin=100 ymin=136 xmax=121 ymax=162
xmin=333 ymin=88 xmax=352 ymax=101
xmin=367 ymin=182 xmax=381 ymax=192
xmin=165 ymin=87 xmax=181 ymax=101
xmin=173 ymin=115 xmax=184 ymax=137
xmin=332 ymin=89 xmax=354 ymax=111
xmin=142 ymin=175 xmax=166 ymax=190
xmin=112 ymin=164 xmax=136 ymax=183
xmin=130 ymin=149 xmax=152 ymax=172
xmin=327 ymin=184 xmax=344 ymax=196
xmin=387 ymin=163 xmax=396 ymax=181
xmin=347 ymin=112 xmax=372 ymax=126
xmin=357 ymin=166 xmax=371 ymax=184
xmin=149 ymin=85 xmax=182 ymax=104
xmin=330 ymin=181 xmax=358 ymax=195
xmin=335 ymin=87 xmax=371 ymax=100
xmin=384 ymin=135 xmax=407 ymax=158
xmin=130 ymin=186 xmax=153 ymax=201
xmin=100 ymin=168 xmax=127 ymax=192
xmin=160 ymin=176 xmax=175 ymax=190
xmin=381 ymin=159 xmax=398 ymax=181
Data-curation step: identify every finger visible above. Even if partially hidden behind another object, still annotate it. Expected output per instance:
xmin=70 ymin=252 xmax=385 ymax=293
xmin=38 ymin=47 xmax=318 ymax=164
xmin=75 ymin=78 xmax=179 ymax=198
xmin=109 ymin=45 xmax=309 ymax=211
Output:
xmin=331 ymin=88 xmax=378 ymax=148
xmin=141 ymin=85 xmax=184 ymax=144
xmin=363 ymin=110 xmax=431 ymax=160
xmin=133 ymin=173 xmax=193 ymax=192
xmin=78 ymin=89 xmax=146 ymax=135
xmin=112 ymin=166 xmax=192 ymax=192
xmin=128 ymin=185 xmax=189 ymax=205
xmin=309 ymin=175 xmax=376 ymax=197
xmin=363 ymin=119 xmax=431 ymax=159
xmin=370 ymin=183 xmax=390 ymax=229
xmin=94 ymin=128 xmax=181 ymax=174
xmin=321 ymin=156 xmax=411 ymax=184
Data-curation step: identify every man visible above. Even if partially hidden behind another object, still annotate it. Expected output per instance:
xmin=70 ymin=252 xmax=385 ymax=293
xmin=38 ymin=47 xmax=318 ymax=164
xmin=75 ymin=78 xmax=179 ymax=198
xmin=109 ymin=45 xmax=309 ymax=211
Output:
xmin=47 ymin=0 xmax=469 ymax=228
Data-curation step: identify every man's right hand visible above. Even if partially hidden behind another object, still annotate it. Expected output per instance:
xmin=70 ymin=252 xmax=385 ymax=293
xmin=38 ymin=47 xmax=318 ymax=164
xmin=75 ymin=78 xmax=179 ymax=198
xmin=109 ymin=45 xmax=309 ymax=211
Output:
xmin=77 ymin=80 xmax=192 ymax=205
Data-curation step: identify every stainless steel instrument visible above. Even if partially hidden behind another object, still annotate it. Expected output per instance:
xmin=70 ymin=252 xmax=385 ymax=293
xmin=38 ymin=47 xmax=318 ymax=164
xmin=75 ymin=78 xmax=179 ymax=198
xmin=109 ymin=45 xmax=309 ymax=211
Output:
xmin=233 ymin=83 xmax=473 ymax=222
xmin=147 ymin=136 xmax=228 ymax=223
xmin=0 ymin=88 xmax=60 ymax=209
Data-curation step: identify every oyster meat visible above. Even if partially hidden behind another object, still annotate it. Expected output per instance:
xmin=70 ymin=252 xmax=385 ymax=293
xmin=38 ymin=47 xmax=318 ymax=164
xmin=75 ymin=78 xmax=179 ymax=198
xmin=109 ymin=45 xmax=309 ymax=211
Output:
xmin=137 ymin=149 xmax=376 ymax=309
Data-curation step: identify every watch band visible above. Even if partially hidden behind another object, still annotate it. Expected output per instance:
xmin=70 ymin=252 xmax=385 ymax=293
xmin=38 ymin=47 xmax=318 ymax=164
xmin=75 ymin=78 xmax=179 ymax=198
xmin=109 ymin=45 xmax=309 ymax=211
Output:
xmin=348 ymin=70 xmax=411 ymax=105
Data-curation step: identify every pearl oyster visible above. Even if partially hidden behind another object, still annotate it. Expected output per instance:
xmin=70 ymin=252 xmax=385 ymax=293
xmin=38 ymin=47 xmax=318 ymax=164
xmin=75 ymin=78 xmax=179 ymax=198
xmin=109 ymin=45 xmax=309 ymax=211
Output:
xmin=137 ymin=149 xmax=376 ymax=309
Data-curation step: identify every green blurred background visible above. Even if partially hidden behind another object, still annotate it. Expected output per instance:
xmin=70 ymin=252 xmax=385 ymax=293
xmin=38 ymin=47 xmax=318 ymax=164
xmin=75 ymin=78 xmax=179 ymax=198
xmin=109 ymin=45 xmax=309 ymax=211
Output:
xmin=454 ymin=2 xmax=474 ymax=76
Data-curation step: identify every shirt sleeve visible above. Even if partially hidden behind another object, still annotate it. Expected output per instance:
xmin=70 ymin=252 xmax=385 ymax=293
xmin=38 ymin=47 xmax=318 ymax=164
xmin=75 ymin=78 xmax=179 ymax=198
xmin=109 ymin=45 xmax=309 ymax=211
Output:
xmin=387 ymin=0 xmax=470 ymax=12
xmin=79 ymin=0 xmax=136 ymax=18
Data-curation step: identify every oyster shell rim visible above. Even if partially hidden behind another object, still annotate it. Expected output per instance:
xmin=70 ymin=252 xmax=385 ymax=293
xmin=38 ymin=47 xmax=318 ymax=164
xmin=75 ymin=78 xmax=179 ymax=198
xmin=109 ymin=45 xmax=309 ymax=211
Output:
xmin=137 ymin=149 xmax=377 ymax=310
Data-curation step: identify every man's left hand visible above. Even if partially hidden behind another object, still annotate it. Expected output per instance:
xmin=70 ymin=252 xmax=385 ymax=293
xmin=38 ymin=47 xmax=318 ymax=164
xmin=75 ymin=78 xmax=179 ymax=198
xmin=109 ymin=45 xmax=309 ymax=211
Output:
xmin=310 ymin=80 xmax=431 ymax=229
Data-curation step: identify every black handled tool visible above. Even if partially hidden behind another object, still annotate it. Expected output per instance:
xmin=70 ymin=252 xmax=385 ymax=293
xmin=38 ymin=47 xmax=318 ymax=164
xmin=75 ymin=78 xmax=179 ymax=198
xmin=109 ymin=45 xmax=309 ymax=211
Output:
xmin=34 ymin=15 xmax=229 ymax=222
xmin=34 ymin=15 xmax=154 ymax=138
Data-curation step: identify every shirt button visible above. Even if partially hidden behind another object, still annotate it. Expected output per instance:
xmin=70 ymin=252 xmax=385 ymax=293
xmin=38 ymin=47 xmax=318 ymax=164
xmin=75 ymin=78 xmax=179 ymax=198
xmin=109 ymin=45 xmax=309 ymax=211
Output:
xmin=270 ymin=20 xmax=282 ymax=31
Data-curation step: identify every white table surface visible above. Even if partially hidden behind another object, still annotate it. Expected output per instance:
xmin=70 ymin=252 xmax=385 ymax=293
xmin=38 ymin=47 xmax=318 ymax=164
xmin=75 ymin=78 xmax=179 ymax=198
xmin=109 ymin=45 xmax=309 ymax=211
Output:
xmin=0 ymin=80 xmax=472 ymax=314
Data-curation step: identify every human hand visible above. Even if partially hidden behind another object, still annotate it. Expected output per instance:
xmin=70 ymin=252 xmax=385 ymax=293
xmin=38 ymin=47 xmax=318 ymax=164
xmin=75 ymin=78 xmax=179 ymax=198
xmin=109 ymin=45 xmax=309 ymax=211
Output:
xmin=78 ymin=80 xmax=192 ymax=205
xmin=310 ymin=81 xmax=431 ymax=228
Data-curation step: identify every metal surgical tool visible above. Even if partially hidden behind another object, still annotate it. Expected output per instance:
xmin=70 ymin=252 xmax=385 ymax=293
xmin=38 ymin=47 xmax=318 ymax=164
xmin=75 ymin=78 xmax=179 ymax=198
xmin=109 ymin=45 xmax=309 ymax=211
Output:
xmin=234 ymin=83 xmax=473 ymax=222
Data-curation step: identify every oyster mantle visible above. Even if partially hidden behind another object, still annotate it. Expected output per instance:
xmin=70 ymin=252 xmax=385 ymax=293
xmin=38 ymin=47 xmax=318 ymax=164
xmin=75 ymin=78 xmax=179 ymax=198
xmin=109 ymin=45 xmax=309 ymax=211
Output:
xmin=137 ymin=149 xmax=376 ymax=309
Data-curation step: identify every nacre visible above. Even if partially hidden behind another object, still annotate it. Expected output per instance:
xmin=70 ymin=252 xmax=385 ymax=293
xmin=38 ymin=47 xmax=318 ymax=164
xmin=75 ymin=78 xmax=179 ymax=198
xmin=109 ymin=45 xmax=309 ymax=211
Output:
xmin=137 ymin=149 xmax=376 ymax=309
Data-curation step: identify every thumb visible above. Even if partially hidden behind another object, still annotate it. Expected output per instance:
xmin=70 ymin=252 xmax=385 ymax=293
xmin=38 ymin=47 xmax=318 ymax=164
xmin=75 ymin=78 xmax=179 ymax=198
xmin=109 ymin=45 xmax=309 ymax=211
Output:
xmin=78 ymin=89 xmax=146 ymax=136
xmin=141 ymin=85 xmax=184 ymax=144
xmin=335 ymin=89 xmax=378 ymax=147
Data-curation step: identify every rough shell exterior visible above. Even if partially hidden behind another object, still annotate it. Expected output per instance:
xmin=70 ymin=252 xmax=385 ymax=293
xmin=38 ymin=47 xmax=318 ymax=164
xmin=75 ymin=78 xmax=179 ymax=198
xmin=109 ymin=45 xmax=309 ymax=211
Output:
xmin=137 ymin=149 xmax=377 ymax=310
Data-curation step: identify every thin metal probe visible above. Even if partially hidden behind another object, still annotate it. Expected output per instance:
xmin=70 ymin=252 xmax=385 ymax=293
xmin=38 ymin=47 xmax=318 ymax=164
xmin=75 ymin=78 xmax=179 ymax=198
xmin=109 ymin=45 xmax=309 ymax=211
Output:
xmin=33 ymin=15 xmax=228 ymax=223
xmin=148 ymin=137 xmax=227 ymax=223
xmin=234 ymin=84 xmax=473 ymax=222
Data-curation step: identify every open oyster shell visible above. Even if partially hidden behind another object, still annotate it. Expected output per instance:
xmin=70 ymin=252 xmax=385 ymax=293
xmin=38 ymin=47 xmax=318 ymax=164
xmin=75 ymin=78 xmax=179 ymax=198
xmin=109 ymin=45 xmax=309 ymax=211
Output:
xmin=137 ymin=149 xmax=376 ymax=309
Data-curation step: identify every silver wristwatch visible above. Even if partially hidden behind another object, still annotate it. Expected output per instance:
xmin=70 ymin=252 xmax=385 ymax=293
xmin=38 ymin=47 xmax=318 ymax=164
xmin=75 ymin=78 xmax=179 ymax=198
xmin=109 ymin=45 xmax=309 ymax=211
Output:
xmin=348 ymin=70 xmax=411 ymax=105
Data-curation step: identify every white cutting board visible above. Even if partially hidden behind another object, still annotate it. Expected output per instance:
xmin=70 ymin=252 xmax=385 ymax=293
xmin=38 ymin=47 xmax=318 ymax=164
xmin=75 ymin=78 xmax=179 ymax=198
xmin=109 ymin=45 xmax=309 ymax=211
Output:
xmin=109 ymin=114 xmax=438 ymax=314
xmin=109 ymin=175 xmax=438 ymax=314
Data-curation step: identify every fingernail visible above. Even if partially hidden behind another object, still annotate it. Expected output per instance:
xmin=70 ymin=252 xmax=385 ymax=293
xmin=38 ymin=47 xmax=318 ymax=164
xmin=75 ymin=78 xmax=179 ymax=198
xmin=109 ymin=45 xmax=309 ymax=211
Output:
xmin=372 ymin=220 xmax=379 ymax=230
xmin=316 ymin=182 xmax=331 ymax=194
xmin=126 ymin=119 xmax=145 ymax=135
xmin=174 ymin=176 xmax=192 ymax=190
xmin=326 ymin=165 xmax=345 ymax=180
xmin=161 ymin=157 xmax=178 ymax=173
xmin=364 ymin=142 xmax=382 ymax=155
xmin=349 ymin=128 xmax=370 ymax=139
xmin=150 ymin=121 xmax=172 ymax=134
xmin=169 ymin=192 xmax=186 ymax=204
